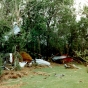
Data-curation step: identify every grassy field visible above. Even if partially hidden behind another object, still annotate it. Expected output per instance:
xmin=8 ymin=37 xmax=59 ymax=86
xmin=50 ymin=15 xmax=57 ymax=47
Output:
xmin=1 ymin=63 xmax=88 ymax=88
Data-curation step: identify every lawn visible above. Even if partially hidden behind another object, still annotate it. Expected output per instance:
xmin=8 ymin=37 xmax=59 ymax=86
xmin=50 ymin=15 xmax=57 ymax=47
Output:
xmin=0 ymin=63 xmax=88 ymax=88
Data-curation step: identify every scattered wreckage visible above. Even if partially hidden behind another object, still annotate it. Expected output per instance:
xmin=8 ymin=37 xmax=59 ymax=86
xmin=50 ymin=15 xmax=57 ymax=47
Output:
xmin=64 ymin=64 xmax=81 ymax=69
xmin=0 ymin=51 xmax=85 ymax=71
xmin=1 ymin=52 xmax=51 ymax=70
xmin=52 ymin=55 xmax=73 ymax=64
xmin=29 ymin=59 xmax=51 ymax=68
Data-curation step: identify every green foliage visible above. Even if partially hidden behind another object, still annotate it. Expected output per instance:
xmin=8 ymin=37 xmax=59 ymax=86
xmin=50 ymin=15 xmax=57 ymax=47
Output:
xmin=13 ymin=51 xmax=22 ymax=71
xmin=21 ymin=0 xmax=77 ymax=56
xmin=83 ymin=6 xmax=88 ymax=17
xmin=1 ymin=0 xmax=88 ymax=61
xmin=0 ymin=20 xmax=11 ymax=37
xmin=14 ymin=58 xmax=21 ymax=71
xmin=0 ymin=19 xmax=11 ymax=53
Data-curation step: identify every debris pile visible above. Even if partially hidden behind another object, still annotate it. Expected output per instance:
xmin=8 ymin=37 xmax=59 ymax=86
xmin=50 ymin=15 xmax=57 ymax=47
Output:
xmin=0 ymin=71 xmax=28 ymax=81
xmin=64 ymin=64 xmax=81 ymax=69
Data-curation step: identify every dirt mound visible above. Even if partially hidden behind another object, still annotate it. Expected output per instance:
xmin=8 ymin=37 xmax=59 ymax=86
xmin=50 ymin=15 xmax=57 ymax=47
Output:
xmin=33 ymin=71 xmax=50 ymax=76
xmin=0 ymin=65 xmax=51 ymax=82
xmin=0 ymin=70 xmax=28 ymax=82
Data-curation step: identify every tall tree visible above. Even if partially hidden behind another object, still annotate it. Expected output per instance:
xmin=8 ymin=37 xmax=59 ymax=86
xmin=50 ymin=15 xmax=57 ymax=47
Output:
xmin=22 ymin=0 xmax=75 ymax=58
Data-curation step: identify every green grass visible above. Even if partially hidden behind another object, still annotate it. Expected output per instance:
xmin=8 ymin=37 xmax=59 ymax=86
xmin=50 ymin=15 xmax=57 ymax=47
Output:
xmin=3 ymin=63 xmax=88 ymax=88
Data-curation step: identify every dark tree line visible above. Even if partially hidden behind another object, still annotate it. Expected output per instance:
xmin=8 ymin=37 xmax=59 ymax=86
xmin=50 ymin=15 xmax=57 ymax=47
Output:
xmin=0 ymin=0 xmax=88 ymax=61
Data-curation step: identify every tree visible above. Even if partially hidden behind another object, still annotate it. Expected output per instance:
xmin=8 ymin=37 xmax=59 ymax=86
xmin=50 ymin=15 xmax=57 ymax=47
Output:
xmin=1 ymin=0 xmax=87 ymax=61
xmin=21 ymin=0 xmax=76 ymax=59
xmin=0 ymin=0 xmax=28 ymax=52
